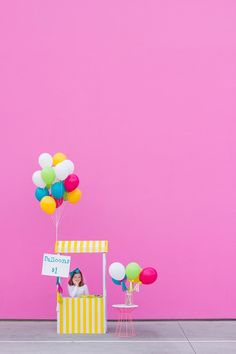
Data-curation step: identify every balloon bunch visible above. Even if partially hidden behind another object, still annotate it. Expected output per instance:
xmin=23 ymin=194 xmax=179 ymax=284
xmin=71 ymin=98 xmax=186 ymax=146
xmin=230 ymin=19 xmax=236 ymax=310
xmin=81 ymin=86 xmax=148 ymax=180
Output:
xmin=109 ymin=262 xmax=158 ymax=294
xmin=32 ymin=152 xmax=82 ymax=215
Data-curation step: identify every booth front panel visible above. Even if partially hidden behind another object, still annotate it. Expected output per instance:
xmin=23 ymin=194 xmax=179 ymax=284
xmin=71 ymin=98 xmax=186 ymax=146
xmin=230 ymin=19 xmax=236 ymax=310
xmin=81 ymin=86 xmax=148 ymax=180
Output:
xmin=57 ymin=296 xmax=106 ymax=334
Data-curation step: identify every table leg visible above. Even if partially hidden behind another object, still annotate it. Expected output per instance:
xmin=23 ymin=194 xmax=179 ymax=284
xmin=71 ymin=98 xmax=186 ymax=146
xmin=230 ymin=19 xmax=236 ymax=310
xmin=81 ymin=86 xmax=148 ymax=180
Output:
xmin=127 ymin=310 xmax=135 ymax=336
xmin=114 ymin=308 xmax=136 ymax=337
xmin=115 ymin=309 xmax=121 ymax=336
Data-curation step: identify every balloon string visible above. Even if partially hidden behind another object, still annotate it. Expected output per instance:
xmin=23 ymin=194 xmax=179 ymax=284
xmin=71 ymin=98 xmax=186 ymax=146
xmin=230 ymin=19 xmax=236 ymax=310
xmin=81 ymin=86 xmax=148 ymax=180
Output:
xmin=50 ymin=179 xmax=67 ymax=245
xmin=129 ymin=282 xmax=132 ymax=292
xmin=55 ymin=209 xmax=60 ymax=242
xmin=53 ymin=202 xmax=67 ymax=244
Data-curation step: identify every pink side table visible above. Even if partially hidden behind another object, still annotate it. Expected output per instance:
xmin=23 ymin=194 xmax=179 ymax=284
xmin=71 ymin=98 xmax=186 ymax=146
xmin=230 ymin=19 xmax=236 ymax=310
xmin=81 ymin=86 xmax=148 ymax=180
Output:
xmin=112 ymin=304 xmax=138 ymax=337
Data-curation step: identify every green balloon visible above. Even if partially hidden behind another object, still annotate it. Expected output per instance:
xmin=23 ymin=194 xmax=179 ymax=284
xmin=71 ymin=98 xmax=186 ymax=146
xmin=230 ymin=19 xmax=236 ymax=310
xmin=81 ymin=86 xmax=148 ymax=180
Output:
xmin=63 ymin=192 xmax=68 ymax=201
xmin=41 ymin=167 xmax=56 ymax=185
xmin=125 ymin=262 xmax=141 ymax=281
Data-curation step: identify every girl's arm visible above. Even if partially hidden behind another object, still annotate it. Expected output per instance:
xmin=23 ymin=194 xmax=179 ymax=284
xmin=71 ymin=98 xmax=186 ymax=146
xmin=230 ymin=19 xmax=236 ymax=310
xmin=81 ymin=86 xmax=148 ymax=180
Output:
xmin=83 ymin=285 xmax=89 ymax=295
xmin=68 ymin=285 xmax=78 ymax=298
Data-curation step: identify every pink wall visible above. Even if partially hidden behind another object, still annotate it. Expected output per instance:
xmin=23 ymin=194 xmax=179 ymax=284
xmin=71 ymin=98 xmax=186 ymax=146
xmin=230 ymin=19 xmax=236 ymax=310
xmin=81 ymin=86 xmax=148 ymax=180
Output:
xmin=0 ymin=1 xmax=236 ymax=319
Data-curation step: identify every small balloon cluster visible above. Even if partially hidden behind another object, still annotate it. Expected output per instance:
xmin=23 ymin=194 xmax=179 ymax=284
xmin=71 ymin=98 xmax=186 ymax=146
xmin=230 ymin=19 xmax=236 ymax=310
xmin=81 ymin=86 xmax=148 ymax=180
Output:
xmin=56 ymin=277 xmax=63 ymax=303
xmin=32 ymin=152 xmax=82 ymax=215
xmin=109 ymin=262 xmax=158 ymax=293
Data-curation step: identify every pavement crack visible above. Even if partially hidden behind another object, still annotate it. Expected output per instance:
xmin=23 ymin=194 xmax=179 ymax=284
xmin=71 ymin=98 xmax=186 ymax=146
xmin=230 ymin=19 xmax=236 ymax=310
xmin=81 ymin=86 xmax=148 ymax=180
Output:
xmin=178 ymin=321 xmax=197 ymax=354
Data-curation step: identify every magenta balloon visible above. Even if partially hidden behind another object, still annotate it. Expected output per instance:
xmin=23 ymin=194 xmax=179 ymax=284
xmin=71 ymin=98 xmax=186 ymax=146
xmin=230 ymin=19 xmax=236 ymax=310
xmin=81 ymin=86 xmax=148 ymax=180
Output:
xmin=64 ymin=174 xmax=79 ymax=192
xmin=139 ymin=267 xmax=158 ymax=285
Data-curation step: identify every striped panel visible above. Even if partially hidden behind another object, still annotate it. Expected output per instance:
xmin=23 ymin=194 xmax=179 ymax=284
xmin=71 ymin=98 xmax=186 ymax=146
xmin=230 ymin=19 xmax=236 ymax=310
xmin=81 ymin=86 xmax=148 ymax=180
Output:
xmin=57 ymin=297 xmax=105 ymax=334
xmin=55 ymin=240 xmax=108 ymax=253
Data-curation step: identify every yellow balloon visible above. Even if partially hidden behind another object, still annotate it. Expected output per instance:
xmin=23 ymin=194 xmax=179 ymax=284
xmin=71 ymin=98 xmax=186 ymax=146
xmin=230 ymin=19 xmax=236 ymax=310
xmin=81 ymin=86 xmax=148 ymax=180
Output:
xmin=67 ymin=188 xmax=82 ymax=204
xmin=40 ymin=196 xmax=56 ymax=214
xmin=53 ymin=152 xmax=67 ymax=166
xmin=133 ymin=269 xmax=142 ymax=284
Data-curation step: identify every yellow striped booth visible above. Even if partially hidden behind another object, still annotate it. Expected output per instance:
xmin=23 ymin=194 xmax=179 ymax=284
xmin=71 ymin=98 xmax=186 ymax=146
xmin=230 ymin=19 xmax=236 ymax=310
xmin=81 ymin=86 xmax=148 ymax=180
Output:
xmin=55 ymin=240 xmax=108 ymax=335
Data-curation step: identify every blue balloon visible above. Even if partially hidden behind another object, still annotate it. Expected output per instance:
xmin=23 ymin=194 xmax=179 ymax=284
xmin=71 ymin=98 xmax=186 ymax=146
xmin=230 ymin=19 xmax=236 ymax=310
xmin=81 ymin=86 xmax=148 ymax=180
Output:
xmin=51 ymin=182 xmax=65 ymax=199
xmin=35 ymin=187 xmax=49 ymax=201
xmin=112 ymin=275 xmax=127 ymax=286
xmin=112 ymin=278 xmax=121 ymax=286
xmin=121 ymin=281 xmax=128 ymax=291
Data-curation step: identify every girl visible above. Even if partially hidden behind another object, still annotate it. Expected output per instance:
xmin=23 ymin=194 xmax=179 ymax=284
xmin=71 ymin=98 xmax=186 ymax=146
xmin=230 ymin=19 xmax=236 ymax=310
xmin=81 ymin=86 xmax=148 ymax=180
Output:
xmin=68 ymin=268 xmax=89 ymax=297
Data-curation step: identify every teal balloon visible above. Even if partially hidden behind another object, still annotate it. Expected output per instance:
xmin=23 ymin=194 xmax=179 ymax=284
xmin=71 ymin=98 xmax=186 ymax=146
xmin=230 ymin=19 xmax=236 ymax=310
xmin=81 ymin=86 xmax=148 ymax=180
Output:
xmin=112 ymin=275 xmax=127 ymax=286
xmin=51 ymin=182 xmax=65 ymax=199
xmin=35 ymin=187 xmax=49 ymax=201
xmin=41 ymin=167 xmax=55 ymax=185
xmin=112 ymin=278 xmax=121 ymax=286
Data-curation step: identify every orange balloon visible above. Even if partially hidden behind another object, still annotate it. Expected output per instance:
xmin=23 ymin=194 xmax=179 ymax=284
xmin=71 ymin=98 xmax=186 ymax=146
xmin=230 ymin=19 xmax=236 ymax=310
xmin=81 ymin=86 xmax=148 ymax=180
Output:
xmin=67 ymin=188 xmax=82 ymax=204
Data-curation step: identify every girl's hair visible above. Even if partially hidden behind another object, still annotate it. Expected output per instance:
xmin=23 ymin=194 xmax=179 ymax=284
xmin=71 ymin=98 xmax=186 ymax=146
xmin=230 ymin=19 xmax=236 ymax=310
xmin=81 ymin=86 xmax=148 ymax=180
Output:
xmin=68 ymin=270 xmax=85 ymax=287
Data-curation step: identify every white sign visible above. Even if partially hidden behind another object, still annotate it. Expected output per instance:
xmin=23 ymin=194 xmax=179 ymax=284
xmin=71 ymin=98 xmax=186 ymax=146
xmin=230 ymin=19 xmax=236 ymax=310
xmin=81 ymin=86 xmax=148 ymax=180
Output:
xmin=42 ymin=253 xmax=71 ymax=278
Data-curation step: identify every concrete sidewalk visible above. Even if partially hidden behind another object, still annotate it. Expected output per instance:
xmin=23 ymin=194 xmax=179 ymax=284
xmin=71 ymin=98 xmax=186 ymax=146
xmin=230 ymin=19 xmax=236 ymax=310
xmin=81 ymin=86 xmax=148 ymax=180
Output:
xmin=0 ymin=320 xmax=236 ymax=353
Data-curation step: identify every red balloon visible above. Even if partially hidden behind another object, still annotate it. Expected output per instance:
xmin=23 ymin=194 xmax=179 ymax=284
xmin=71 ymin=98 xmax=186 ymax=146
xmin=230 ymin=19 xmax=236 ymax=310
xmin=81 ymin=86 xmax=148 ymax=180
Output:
xmin=139 ymin=267 xmax=158 ymax=285
xmin=54 ymin=198 xmax=63 ymax=208
xmin=64 ymin=174 xmax=79 ymax=192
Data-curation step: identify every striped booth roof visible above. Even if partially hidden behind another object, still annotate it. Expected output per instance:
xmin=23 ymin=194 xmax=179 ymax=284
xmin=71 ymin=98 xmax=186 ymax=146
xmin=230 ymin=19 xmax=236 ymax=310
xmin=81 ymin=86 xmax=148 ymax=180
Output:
xmin=55 ymin=240 xmax=108 ymax=254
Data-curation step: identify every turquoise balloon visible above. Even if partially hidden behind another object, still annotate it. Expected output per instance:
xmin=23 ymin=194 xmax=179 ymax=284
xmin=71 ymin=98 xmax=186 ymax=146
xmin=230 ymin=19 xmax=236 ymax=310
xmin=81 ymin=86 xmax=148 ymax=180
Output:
xmin=35 ymin=187 xmax=49 ymax=201
xmin=112 ymin=278 xmax=121 ymax=286
xmin=51 ymin=182 xmax=65 ymax=199
xmin=112 ymin=275 xmax=127 ymax=285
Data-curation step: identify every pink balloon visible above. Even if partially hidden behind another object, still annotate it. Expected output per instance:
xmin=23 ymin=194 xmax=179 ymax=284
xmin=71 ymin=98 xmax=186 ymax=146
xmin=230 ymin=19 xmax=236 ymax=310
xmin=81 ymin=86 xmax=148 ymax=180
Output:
xmin=64 ymin=174 xmax=79 ymax=192
xmin=139 ymin=267 xmax=158 ymax=285
xmin=54 ymin=197 xmax=63 ymax=208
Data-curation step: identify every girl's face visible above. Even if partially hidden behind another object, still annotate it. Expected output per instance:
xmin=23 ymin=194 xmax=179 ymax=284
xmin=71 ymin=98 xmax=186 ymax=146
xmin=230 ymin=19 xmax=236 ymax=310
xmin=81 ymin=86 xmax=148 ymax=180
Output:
xmin=73 ymin=273 xmax=82 ymax=285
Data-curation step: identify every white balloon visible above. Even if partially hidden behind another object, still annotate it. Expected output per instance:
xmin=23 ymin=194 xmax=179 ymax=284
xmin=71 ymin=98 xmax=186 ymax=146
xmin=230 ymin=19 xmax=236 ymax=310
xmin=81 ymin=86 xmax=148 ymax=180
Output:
xmin=52 ymin=167 xmax=60 ymax=182
xmin=109 ymin=262 xmax=126 ymax=281
xmin=54 ymin=162 xmax=69 ymax=181
xmin=62 ymin=160 xmax=75 ymax=174
xmin=38 ymin=153 xmax=53 ymax=168
xmin=32 ymin=170 xmax=46 ymax=188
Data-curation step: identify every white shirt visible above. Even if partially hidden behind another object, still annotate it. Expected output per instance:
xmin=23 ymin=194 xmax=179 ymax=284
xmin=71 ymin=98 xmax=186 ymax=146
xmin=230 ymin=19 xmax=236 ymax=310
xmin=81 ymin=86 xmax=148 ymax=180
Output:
xmin=68 ymin=284 xmax=89 ymax=297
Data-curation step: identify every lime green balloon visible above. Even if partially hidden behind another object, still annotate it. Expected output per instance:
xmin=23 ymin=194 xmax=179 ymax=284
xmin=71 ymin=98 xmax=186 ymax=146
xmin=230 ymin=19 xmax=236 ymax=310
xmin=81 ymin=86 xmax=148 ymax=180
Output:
xmin=63 ymin=192 xmax=68 ymax=201
xmin=41 ymin=167 xmax=55 ymax=185
xmin=125 ymin=262 xmax=141 ymax=281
